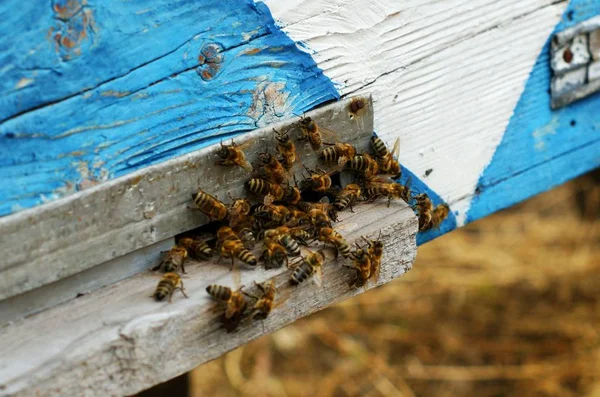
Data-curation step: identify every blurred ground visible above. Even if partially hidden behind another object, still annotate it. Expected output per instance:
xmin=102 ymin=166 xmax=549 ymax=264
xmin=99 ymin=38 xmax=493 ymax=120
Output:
xmin=189 ymin=174 xmax=600 ymax=397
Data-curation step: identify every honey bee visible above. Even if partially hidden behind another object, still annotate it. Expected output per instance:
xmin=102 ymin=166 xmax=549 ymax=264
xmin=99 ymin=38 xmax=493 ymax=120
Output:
xmin=301 ymin=166 xmax=342 ymax=193
xmin=258 ymin=152 xmax=286 ymax=184
xmin=413 ymin=193 xmax=434 ymax=231
xmin=289 ymin=228 xmax=312 ymax=245
xmin=216 ymin=139 xmax=253 ymax=172
xmin=274 ymin=128 xmax=298 ymax=170
xmin=318 ymin=227 xmax=351 ymax=258
xmin=287 ymin=207 xmax=309 ymax=227
xmin=228 ymin=195 xmax=251 ymax=229
xmin=308 ymin=208 xmax=333 ymax=230
xmin=234 ymin=225 xmax=256 ymax=249
xmin=206 ymin=284 xmax=250 ymax=332
xmin=152 ymin=245 xmax=188 ymax=273
xmin=349 ymin=97 xmax=367 ymax=118
xmin=281 ymin=181 xmax=302 ymax=205
xmin=246 ymin=178 xmax=285 ymax=203
xmin=362 ymin=233 xmax=384 ymax=281
xmin=262 ymin=239 xmax=288 ymax=269
xmin=371 ymin=136 xmax=389 ymax=158
xmin=192 ymin=189 xmax=228 ymax=221
xmin=249 ymin=280 xmax=276 ymax=320
xmin=348 ymin=246 xmax=371 ymax=287
xmin=365 ymin=180 xmax=411 ymax=206
xmin=320 ymin=143 xmax=357 ymax=165
xmin=152 ymin=272 xmax=188 ymax=302
xmin=217 ymin=226 xmax=258 ymax=269
xmin=376 ymin=138 xmax=401 ymax=177
xmin=297 ymin=116 xmax=324 ymax=150
xmin=423 ymin=203 xmax=449 ymax=231
xmin=334 ymin=183 xmax=362 ymax=212
xmin=254 ymin=204 xmax=291 ymax=226
xmin=264 ymin=226 xmax=301 ymax=256
xmin=347 ymin=153 xmax=379 ymax=178
xmin=290 ymin=250 xmax=325 ymax=286
xmin=177 ymin=236 xmax=212 ymax=261
xmin=299 ymin=199 xmax=339 ymax=224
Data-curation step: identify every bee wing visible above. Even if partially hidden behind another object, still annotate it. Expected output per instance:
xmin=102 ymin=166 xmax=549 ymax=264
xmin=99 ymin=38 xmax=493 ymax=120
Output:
xmin=318 ymin=125 xmax=340 ymax=142
xmin=193 ymin=233 xmax=215 ymax=242
xmin=390 ymin=137 xmax=400 ymax=158
xmin=241 ymin=161 xmax=253 ymax=172
xmin=312 ymin=266 xmax=323 ymax=288
xmin=235 ymin=138 xmax=255 ymax=151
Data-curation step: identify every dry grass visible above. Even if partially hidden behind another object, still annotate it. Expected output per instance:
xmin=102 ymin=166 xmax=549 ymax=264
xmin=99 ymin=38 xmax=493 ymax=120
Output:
xmin=189 ymin=174 xmax=600 ymax=397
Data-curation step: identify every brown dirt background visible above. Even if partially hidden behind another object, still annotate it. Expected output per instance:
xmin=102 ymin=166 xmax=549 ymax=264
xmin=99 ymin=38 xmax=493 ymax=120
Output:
xmin=189 ymin=173 xmax=600 ymax=397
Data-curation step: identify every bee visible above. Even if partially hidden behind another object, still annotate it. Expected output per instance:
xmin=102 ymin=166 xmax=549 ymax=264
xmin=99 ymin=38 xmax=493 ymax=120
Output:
xmin=299 ymin=199 xmax=339 ymax=224
xmin=281 ymin=182 xmax=302 ymax=205
xmin=258 ymin=152 xmax=286 ymax=184
xmin=287 ymin=207 xmax=309 ymax=227
xmin=206 ymin=284 xmax=249 ymax=332
xmin=423 ymin=203 xmax=449 ymax=231
xmin=334 ymin=183 xmax=362 ymax=212
xmin=348 ymin=246 xmax=371 ymax=287
xmin=228 ymin=195 xmax=251 ymax=229
xmin=289 ymin=228 xmax=312 ymax=245
xmin=347 ymin=153 xmax=379 ymax=178
xmin=413 ymin=193 xmax=434 ymax=231
xmin=152 ymin=246 xmax=188 ymax=273
xmin=365 ymin=180 xmax=411 ymax=206
xmin=301 ymin=166 xmax=337 ymax=193
xmin=192 ymin=189 xmax=228 ymax=221
xmin=318 ymin=227 xmax=351 ymax=258
xmin=362 ymin=233 xmax=384 ymax=281
xmin=152 ymin=272 xmax=188 ymax=302
xmin=371 ymin=136 xmax=389 ymax=158
xmin=246 ymin=178 xmax=285 ymax=203
xmin=320 ymin=143 xmax=357 ymax=165
xmin=308 ymin=208 xmax=333 ymax=230
xmin=290 ymin=250 xmax=325 ymax=286
xmin=217 ymin=226 xmax=258 ymax=269
xmin=274 ymin=128 xmax=298 ymax=170
xmin=264 ymin=226 xmax=301 ymax=256
xmin=234 ymin=225 xmax=256 ymax=249
xmin=216 ymin=140 xmax=253 ymax=172
xmin=253 ymin=204 xmax=291 ymax=226
xmin=297 ymin=116 xmax=323 ymax=150
xmin=349 ymin=97 xmax=367 ymax=118
xmin=376 ymin=138 xmax=401 ymax=177
xmin=177 ymin=237 xmax=212 ymax=260
xmin=249 ymin=280 xmax=276 ymax=320
xmin=262 ymin=239 xmax=288 ymax=269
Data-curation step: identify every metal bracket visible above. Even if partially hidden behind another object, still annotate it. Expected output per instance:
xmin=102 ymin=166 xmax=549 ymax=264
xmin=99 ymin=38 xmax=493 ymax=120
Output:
xmin=550 ymin=16 xmax=600 ymax=109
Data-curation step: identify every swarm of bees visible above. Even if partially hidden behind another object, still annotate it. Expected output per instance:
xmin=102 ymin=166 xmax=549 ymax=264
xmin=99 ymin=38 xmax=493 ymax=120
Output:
xmin=151 ymin=99 xmax=450 ymax=332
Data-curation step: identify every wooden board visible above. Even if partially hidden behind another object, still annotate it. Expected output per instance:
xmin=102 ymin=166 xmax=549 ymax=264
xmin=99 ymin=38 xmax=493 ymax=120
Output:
xmin=1 ymin=0 xmax=598 ymax=249
xmin=0 ymin=200 xmax=418 ymax=397
xmin=0 ymin=96 xmax=373 ymax=302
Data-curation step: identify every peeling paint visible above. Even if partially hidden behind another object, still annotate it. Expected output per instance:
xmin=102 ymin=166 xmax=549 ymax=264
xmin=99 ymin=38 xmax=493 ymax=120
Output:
xmin=532 ymin=116 xmax=559 ymax=151
xmin=247 ymin=81 xmax=291 ymax=127
xmin=15 ymin=78 xmax=34 ymax=90
xmin=49 ymin=0 xmax=97 ymax=61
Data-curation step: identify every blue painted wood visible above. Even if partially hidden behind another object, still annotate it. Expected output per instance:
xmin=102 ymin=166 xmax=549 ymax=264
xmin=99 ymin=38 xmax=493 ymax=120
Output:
xmin=467 ymin=0 xmax=600 ymax=223
xmin=0 ymin=0 xmax=338 ymax=215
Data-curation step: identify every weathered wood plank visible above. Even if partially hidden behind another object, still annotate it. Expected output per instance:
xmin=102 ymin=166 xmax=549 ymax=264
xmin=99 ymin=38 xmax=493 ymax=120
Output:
xmin=0 ymin=200 xmax=418 ymax=397
xmin=0 ymin=0 xmax=338 ymax=215
xmin=0 ymin=96 xmax=373 ymax=301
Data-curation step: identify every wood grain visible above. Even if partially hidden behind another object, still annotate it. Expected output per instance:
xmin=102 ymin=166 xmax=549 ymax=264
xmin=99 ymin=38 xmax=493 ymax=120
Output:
xmin=0 ymin=96 xmax=373 ymax=301
xmin=0 ymin=200 xmax=418 ymax=397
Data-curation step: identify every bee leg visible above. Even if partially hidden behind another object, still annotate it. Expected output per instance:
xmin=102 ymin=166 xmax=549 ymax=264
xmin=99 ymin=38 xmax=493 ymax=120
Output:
xmin=180 ymin=261 xmax=187 ymax=274
xmin=230 ymin=257 xmax=235 ymax=271
xmin=179 ymin=284 xmax=189 ymax=299
xmin=387 ymin=196 xmax=392 ymax=208
xmin=349 ymin=201 xmax=355 ymax=213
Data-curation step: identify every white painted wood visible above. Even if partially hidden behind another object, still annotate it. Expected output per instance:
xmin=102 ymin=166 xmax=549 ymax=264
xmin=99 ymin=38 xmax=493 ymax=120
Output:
xmin=0 ymin=200 xmax=418 ymax=397
xmin=0 ymin=96 xmax=373 ymax=301
xmin=265 ymin=0 xmax=566 ymax=225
